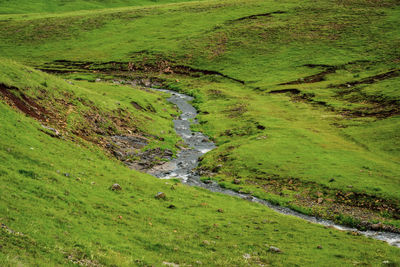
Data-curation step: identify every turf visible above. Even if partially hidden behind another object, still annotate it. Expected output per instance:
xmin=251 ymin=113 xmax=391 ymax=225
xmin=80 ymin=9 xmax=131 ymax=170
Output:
xmin=0 ymin=0 xmax=400 ymax=264
xmin=0 ymin=62 xmax=399 ymax=266
xmin=0 ymin=0 xmax=204 ymax=14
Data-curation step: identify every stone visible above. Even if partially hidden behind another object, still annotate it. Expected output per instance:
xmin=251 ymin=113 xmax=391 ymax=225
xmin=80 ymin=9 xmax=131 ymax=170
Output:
xmin=41 ymin=124 xmax=61 ymax=136
xmin=371 ymin=223 xmax=383 ymax=231
xmin=242 ymin=253 xmax=251 ymax=259
xmin=155 ymin=192 xmax=166 ymax=199
xmin=162 ymin=262 xmax=180 ymax=267
xmin=269 ymin=246 xmax=282 ymax=253
xmin=111 ymin=183 xmax=122 ymax=191
xmin=113 ymin=151 xmax=124 ymax=158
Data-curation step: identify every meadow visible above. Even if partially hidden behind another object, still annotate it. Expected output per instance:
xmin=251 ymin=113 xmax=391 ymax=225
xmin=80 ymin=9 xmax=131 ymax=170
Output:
xmin=0 ymin=0 xmax=399 ymax=265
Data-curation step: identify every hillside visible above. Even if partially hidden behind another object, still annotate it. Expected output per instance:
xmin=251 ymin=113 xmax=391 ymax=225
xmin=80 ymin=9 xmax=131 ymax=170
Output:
xmin=0 ymin=0 xmax=202 ymax=14
xmin=0 ymin=0 xmax=399 ymax=265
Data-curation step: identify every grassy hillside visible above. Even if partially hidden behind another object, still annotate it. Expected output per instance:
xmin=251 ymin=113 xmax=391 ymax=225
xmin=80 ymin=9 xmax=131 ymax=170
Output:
xmin=0 ymin=0 xmax=400 ymax=264
xmin=1 ymin=60 xmax=399 ymax=266
xmin=0 ymin=0 xmax=202 ymax=14
xmin=1 ymin=0 xmax=398 ymax=226
xmin=0 ymin=58 xmax=179 ymax=154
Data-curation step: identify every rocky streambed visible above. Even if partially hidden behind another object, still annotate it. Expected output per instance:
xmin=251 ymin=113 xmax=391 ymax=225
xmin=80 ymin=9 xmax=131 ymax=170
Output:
xmin=148 ymin=88 xmax=400 ymax=248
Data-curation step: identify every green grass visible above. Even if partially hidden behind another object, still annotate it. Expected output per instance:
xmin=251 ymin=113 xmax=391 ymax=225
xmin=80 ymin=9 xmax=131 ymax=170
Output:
xmin=0 ymin=0 xmax=400 ymax=264
xmin=0 ymin=0 xmax=204 ymax=14
xmin=0 ymin=58 xmax=180 ymax=152
xmin=1 ymin=67 xmax=400 ymax=266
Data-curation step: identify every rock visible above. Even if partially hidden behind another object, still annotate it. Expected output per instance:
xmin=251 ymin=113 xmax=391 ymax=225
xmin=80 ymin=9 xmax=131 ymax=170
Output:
xmin=242 ymin=253 xmax=251 ymax=259
xmin=64 ymin=173 xmax=70 ymax=177
xmin=203 ymin=180 xmax=212 ymax=184
xmin=217 ymin=209 xmax=224 ymax=213
xmin=317 ymin=245 xmax=323 ymax=249
xmin=269 ymin=246 xmax=282 ymax=253
xmin=41 ymin=124 xmax=61 ymax=137
xmin=113 ymin=151 xmax=124 ymax=158
xmin=155 ymin=192 xmax=166 ymax=199
xmin=167 ymin=204 xmax=176 ymax=209
xmin=111 ymin=183 xmax=122 ymax=191
xmin=162 ymin=262 xmax=180 ymax=267
xmin=233 ymin=179 xmax=241 ymax=185
xmin=371 ymin=223 xmax=383 ymax=231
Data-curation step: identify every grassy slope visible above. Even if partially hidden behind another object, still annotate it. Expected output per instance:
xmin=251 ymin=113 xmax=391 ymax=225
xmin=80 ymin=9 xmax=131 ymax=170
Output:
xmin=0 ymin=0 xmax=203 ymax=14
xmin=0 ymin=0 xmax=399 ymax=263
xmin=0 ymin=58 xmax=180 ymax=152
xmin=1 ymin=61 xmax=399 ymax=266
xmin=2 ymin=0 xmax=397 ymax=222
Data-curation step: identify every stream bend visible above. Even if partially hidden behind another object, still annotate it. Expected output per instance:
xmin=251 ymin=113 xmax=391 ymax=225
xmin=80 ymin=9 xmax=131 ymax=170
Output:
xmin=149 ymin=88 xmax=400 ymax=248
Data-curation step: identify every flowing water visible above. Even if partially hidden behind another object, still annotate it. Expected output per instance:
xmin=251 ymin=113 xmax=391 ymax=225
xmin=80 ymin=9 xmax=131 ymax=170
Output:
xmin=149 ymin=88 xmax=400 ymax=248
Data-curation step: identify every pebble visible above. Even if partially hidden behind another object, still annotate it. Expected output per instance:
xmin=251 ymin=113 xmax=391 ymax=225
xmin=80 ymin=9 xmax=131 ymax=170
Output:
xmin=243 ymin=253 xmax=251 ymax=259
xmin=268 ymin=246 xmax=282 ymax=253
xmin=111 ymin=183 xmax=122 ymax=191
xmin=155 ymin=192 xmax=166 ymax=199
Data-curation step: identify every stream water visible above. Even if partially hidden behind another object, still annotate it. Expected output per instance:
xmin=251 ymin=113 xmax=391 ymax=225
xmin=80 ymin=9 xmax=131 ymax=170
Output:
xmin=149 ymin=88 xmax=400 ymax=248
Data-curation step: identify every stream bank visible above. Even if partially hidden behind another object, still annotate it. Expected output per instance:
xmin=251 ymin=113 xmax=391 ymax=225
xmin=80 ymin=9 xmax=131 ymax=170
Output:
xmin=148 ymin=88 xmax=400 ymax=248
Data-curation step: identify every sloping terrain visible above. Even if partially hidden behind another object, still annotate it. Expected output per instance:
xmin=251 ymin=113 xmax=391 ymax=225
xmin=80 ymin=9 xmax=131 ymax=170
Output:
xmin=1 ymin=60 xmax=398 ymax=266
xmin=0 ymin=0 xmax=400 ymax=265
xmin=0 ymin=0 xmax=203 ymax=14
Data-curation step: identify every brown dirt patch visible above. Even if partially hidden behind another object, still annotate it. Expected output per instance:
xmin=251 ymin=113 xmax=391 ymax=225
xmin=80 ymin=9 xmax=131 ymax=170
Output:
xmin=0 ymin=83 xmax=51 ymax=121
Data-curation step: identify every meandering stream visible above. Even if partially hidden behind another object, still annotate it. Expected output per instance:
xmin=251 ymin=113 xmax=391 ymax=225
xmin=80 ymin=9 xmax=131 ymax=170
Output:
xmin=150 ymin=88 xmax=400 ymax=248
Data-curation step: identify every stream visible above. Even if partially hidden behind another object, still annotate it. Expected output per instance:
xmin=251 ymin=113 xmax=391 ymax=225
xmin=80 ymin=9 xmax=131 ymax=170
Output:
xmin=149 ymin=88 xmax=400 ymax=248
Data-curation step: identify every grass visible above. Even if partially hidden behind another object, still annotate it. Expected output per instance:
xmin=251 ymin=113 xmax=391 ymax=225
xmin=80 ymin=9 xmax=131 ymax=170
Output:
xmin=0 ymin=0 xmax=204 ymax=14
xmin=0 ymin=58 xmax=180 ymax=152
xmin=0 ymin=65 xmax=400 ymax=266
xmin=0 ymin=0 xmax=400 ymax=264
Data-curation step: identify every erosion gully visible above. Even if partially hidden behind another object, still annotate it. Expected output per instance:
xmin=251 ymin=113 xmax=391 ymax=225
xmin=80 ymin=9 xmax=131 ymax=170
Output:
xmin=148 ymin=88 xmax=400 ymax=248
